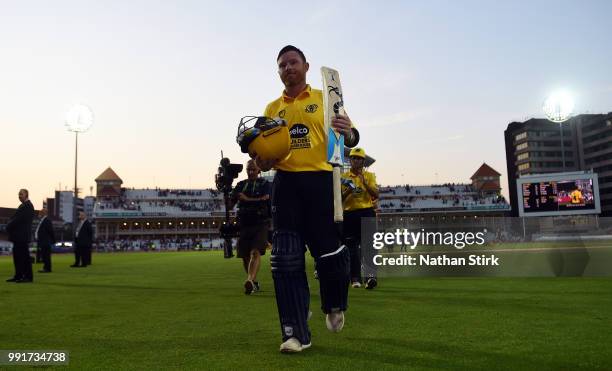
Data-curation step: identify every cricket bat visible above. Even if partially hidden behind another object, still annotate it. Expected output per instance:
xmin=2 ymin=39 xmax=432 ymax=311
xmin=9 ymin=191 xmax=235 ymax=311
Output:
xmin=321 ymin=66 xmax=345 ymax=223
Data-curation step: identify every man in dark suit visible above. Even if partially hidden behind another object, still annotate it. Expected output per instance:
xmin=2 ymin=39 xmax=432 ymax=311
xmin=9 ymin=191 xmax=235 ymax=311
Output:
xmin=6 ymin=189 xmax=35 ymax=283
xmin=35 ymin=208 xmax=55 ymax=273
xmin=72 ymin=211 xmax=93 ymax=267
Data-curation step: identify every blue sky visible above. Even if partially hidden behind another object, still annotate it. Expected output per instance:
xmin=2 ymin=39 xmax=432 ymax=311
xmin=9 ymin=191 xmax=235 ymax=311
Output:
xmin=1 ymin=0 xmax=611 ymax=207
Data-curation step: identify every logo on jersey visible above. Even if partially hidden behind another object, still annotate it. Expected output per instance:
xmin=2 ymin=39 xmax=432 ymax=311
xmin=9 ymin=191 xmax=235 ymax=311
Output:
xmin=289 ymin=123 xmax=311 ymax=149
xmin=289 ymin=124 xmax=309 ymax=138
xmin=278 ymin=109 xmax=286 ymax=118
xmin=305 ymin=104 xmax=318 ymax=113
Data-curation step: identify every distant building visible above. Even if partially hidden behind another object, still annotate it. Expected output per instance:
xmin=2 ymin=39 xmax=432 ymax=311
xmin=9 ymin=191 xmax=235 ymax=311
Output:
xmin=471 ymin=163 xmax=502 ymax=196
xmin=48 ymin=190 xmax=83 ymax=224
xmin=505 ymin=113 xmax=612 ymax=216
xmin=95 ymin=167 xmax=123 ymax=204
xmin=93 ymin=167 xmax=227 ymax=242
xmin=83 ymin=196 xmax=95 ymax=220
xmin=578 ymin=114 xmax=612 ymax=214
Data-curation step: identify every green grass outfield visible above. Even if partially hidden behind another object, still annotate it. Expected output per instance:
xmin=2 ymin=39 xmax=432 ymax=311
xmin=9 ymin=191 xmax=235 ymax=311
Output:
xmin=1 ymin=252 xmax=611 ymax=370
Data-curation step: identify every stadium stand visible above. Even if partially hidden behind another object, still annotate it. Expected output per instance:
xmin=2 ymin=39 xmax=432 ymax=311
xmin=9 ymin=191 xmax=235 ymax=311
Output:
xmin=91 ymin=166 xmax=510 ymax=248
xmin=378 ymin=184 xmax=508 ymax=213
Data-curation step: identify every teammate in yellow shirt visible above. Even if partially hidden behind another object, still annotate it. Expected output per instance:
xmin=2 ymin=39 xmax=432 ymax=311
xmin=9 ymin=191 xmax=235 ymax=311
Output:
xmin=257 ymin=45 xmax=359 ymax=353
xmin=341 ymin=147 xmax=379 ymax=290
xmin=570 ymin=188 xmax=583 ymax=204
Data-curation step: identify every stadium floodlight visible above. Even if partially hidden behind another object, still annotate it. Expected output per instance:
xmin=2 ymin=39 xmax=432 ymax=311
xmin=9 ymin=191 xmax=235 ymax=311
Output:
xmin=65 ymin=104 xmax=94 ymax=132
xmin=543 ymin=91 xmax=574 ymax=170
xmin=65 ymin=104 xmax=94 ymax=232
xmin=543 ymin=90 xmax=574 ymax=123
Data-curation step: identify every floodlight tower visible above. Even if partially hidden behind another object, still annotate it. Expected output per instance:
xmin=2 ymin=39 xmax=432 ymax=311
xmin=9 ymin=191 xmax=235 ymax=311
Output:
xmin=65 ymin=104 xmax=94 ymax=231
xmin=543 ymin=91 xmax=574 ymax=171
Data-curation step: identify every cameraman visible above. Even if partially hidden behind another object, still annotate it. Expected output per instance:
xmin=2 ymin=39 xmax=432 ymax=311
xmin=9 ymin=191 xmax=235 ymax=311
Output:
xmin=230 ymin=159 xmax=271 ymax=295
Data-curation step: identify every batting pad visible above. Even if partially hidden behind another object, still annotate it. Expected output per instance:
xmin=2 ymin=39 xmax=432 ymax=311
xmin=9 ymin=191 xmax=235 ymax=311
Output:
xmin=271 ymin=231 xmax=311 ymax=344
xmin=316 ymin=245 xmax=350 ymax=313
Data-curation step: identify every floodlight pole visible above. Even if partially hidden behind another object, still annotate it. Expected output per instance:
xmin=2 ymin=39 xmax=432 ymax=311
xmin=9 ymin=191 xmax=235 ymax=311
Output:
xmin=560 ymin=123 xmax=565 ymax=171
xmin=74 ymin=131 xmax=78 ymax=200
xmin=73 ymin=131 xmax=79 ymax=236
xmin=65 ymin=104 xmax=93 ymax=236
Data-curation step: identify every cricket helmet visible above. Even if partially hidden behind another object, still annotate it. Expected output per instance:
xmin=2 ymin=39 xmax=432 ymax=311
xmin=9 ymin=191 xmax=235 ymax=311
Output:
xmin=349 ymin=147 xmax=366 ymax=159
xmin=236 ymin=116 xmax=291 ymax=162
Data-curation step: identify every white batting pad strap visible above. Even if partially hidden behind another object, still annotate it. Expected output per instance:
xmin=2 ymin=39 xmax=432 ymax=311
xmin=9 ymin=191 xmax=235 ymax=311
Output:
xmin=320 ymin=245 xmax=346 ymax=259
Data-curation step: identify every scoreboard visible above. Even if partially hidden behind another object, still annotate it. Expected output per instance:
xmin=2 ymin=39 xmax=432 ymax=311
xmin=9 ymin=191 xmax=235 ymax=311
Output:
xmin=517 ymin=173 xmax=600 ymax=217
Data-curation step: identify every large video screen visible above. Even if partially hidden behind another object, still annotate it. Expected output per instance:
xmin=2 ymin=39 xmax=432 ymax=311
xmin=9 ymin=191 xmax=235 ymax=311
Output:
xmin=518 ymin=174 xmax=600 ymax=216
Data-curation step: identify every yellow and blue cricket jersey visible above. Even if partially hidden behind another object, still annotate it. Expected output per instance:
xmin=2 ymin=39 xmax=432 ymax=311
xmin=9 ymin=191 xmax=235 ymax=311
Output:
xmin=341 ymin=170 xmax=377 ymax=211
xmin=264 ymin=85 xmax=337 ymax=172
